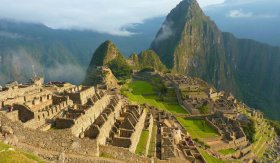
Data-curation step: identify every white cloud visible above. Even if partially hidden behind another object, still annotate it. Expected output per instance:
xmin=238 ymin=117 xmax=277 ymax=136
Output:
xmin=199 ymin=0 xmax=225 ymax=7
xmin=228 ymin=9 xmax=253 ymax=18
xmin=227 ymin=9 xmax=278 ymax=19
xmin=0 ymin=0 xmax=226 ymax=36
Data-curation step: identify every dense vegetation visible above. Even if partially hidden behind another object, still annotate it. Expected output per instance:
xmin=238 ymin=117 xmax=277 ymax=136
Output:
xmin=197 ymin=104 xmax=211 ymax=114
xmin=108 ymin=55 xmax=132 ymax=80
xmin=84 ymin=40 xmax=133 ymax=83
xmin=268 ymin=120 xmax=280 ymax=136
xmin=128 ymin=50 xmax=167 ymax=72
xmin=241 ymin=118 xmax=256 ymax=143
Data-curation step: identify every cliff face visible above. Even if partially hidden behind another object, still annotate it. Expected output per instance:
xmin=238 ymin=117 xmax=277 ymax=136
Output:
xmin=151 ymin=0 xmax=280 ymax=120
xmin=223 ymin=33 xmax=280 ymax=119
xmin=127 ymin=50 xmax=167 ymax=72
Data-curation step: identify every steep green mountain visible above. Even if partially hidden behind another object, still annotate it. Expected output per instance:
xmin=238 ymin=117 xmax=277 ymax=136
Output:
xmin=151 ymin=0 xmax=280 ymax=120
xmin=128 ymin=50 xmax=167 ymax=72
xmin=223 ymin=33 xmax=280 ymax=119
xmin=84 ymin=40 xmax=132 ymax=85
xmin=86 ymin=40 xmax=122 ymax=66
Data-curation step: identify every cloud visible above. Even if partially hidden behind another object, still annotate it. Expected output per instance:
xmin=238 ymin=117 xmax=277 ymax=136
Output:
xmin=227 ymin=9 xmax=278 ymax=19
xmin=0 ymin=0 xmax=226 ymax=36
xmin=46 ymin=63 xmax=85 ymax=84
xmin=154 ymin=20 xmax=174 ymax=43
xmin=228 ymin=9 xmax=253 ymax=18
xmin=198 ymin=0 xmax=225 ymax=7
xmin=0 ymin=48 xmax=85 ymax=85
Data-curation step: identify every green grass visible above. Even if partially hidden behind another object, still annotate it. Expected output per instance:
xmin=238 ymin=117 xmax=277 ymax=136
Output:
xmin=177 ymin=118 xmax=220 ymax=139
xmin=100 ymin=152 xmax=114 ymax=159
xmin=0 ymin=142 xmax=44 ymax=163
xmin=198 ymin=148 xmax=224 ymax=163
xmin=148 ymin=125 xmax=157 ymax=157
xmin=252 ymin=123 xmax=274 ymax=158
xmin=218 ymin=148 xmax=236 ymax=155
xmin=135 ymin=130 xmax=150 ymax=155
xmin=128 ymin=81 xmax=154 ymax=95
xmin=123 ymin=80 xmax=187 ymax=115
xmin=0 ymin=142 xmax=10 ymax=151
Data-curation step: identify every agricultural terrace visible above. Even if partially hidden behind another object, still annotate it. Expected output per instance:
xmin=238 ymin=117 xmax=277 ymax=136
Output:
xmin=122 ymin=80 xmax=187 ymax=115
xmin=177 ymin=117 xmax=220 ymax=139
xmin=198 ymin=148 xmax=224 ymax=163
xmin=135 ymin=130 xmax=150 ymax=155
xmin=218 ymin=148 xmax=236 ymax=155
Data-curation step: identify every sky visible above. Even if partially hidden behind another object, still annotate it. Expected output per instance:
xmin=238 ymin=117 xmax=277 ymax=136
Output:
xmin=0 ymin=0 xmax=225 ymax=36
xmin=204 ymin=0 xmax=280 ymax=46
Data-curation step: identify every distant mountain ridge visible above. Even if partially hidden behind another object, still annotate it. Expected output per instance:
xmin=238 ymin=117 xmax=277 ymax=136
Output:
xmin=0 ymin=18 xmax=163 ymax=84
xmin=151 ymin=0 xmax=280 ymax=120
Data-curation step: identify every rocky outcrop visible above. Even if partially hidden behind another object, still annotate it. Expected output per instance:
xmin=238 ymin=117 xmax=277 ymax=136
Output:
xmin=83 ymin=66 xmax=119 ymax=89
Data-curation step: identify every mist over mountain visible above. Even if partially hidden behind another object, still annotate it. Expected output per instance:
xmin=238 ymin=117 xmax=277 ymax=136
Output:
xmin=0 ymin=18 xmax=163 ymax=85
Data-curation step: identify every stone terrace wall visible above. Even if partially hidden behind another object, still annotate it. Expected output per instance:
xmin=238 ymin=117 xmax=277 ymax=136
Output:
xmin=96 ymin=99 xmax=123 ymax=145
xmin=0 ymin=113 xmax=99 ymax=159
xmin=71 ymin=95 xmax=112 ymax=137
xmin=144 ymin=114 xmax=154 ymax=156
xmin=100 ymin=145 xmax=150 ymax=163
xmin=129 ymin=109 xmax=147 ymax=153
xmin=0 ymin=85 xmax=41 ymax=102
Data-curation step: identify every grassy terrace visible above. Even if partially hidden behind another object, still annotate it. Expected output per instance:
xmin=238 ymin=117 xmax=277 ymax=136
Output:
xmin=218 ymin=148 xmax=236 ymax=155
xmin=148 ymin=125 xmax=157 ymax=157
xmin=135 ymin=130 xmax=150 ymax=155
xmin=0 ymin=141 xmax=44 ymax=163
xmin=252 ymin=121 xmax=275 ymax=158
xmin=122 ymin=80 xmax=187 ymax=115
xmin=177 ymin=117 xmax=220 ymax=139
xmin=198 ymin=148 xmax=224 ymax=163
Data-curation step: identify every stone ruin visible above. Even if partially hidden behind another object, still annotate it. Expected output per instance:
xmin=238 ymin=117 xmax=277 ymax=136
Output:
xmin=148 ymin=106 xmax=206 ymax=162
xmin=206 ymin=112 xmax=249 ymax=150
xmin=161 ymin=74 xmax=241 ymax=117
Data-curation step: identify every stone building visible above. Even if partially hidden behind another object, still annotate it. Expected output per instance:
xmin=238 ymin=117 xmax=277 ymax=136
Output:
xmin=158 ymin=113 xmax=205 ymax=162
xmin=206 ymin=112 xmax=248 ymax=150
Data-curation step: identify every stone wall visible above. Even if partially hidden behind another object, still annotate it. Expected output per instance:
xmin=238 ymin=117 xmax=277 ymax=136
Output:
xmin=65 ymin=86 xmax=95 ymax=105
xmin=0 ymin=84 xmax=41 ymax=102
xmin=129 ymin=108 xmax=147 ymax=153
xmin=144 ymin=114 xmax=154 ymax=156
xmin=99 ymin=145 xmax=150 ymax=163
xmin=14 ymin=104 xmax=34 ymax=122
xmin=95 ymin=99 xmax=123 ymax=145
xmin=0 ymin=112 xmax=99 ymax=160
xmin=71 ymin=95 xmax=112 ymax=137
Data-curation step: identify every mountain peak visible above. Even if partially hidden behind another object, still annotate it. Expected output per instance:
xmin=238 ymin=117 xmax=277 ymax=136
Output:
xmin=150 ymin=0 xmax=205 ymax=69
xmin=87 ymin=40 xmax=121 ymax=68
